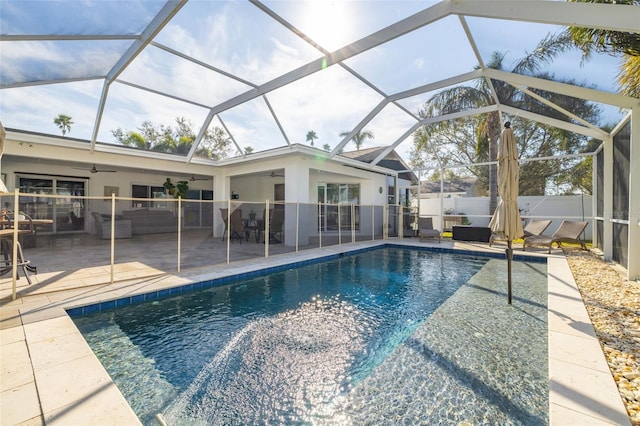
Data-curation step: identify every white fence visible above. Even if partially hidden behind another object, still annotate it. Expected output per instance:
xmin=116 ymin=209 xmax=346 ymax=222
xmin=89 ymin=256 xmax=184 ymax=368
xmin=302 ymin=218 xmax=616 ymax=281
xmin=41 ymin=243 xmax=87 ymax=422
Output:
xmin=419 ymin=195 xmax=593 ymax=239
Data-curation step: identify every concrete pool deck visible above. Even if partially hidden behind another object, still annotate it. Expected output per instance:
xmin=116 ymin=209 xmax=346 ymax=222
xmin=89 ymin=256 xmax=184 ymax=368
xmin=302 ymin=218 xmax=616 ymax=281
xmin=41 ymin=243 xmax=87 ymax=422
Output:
xmin=0 ymin=239 xmax=631 ymax=425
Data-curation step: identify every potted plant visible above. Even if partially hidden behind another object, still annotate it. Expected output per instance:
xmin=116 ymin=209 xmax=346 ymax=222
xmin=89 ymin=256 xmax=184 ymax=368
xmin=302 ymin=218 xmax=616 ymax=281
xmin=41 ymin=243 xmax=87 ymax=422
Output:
xmin=176 ymin=180 xmax=189 ymax=199
xmin=163 ymin=178 xmax=176 ymax=196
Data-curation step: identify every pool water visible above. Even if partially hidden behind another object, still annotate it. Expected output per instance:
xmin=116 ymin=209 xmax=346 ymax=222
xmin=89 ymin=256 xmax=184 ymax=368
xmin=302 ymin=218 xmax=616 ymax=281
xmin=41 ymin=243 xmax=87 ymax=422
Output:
xmin=72 ymin=248 xmax=548 ymax=425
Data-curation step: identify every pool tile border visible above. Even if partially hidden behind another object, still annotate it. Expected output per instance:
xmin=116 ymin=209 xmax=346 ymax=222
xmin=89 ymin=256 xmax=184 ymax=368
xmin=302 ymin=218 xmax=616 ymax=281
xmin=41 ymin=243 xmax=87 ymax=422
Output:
xmin=66 ymin=244 xmax=546 ymax=318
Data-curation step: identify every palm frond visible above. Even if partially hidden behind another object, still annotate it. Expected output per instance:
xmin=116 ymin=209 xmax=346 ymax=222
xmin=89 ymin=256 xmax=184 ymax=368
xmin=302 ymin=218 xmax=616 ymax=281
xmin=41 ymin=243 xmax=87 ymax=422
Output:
xmin=513 ymin=32 xmax=575 ymax=75
xmin=618 ymin=54 xmax=640 ymax=98
xmin=424 ymin=86 xmax=491 ymax=116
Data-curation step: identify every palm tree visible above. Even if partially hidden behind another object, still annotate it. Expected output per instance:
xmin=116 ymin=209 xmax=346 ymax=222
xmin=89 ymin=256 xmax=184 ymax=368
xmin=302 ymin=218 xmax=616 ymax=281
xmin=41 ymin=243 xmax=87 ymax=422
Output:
xmin=339 ymin=129 xmax=374 ymax=151
xmin=419 ymin=33 xmax=574 ymax=213
xmin=306 ymin=130 xmax=318 ymax=146
xmin=561 ymin=0 xmax=640 ymax=98
xmin=53 ymin=114 xmax=73 ymax=136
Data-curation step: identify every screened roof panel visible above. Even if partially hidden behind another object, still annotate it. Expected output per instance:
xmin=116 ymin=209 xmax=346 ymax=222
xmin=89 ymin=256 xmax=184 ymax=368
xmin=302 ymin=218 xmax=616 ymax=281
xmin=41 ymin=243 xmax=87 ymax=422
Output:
xmin=265 ymin=64 xmax=385 ymax=149
xmin=361 ymin=103 xmax=419 ymax=159
xmin=342 ymin=15 xmax=479 ymax=95
xmin=1 ymin=80 xmax=103 ymax=138
xmin=118 ymin=45 xmax=253 ymax=108
xmin=99 ymin=82 xmax=210 ymax=143
xmin=465 ymin=16 xmax=622 ymax=94
xmin=0 ymin=40 xmax=131 ymax=85
xmin=154 ymin=0 xmax=324 ymax=86
xmin=0 ymin=0 xmax=637 ymax=163
xmin=262 ymin=1 xmax=435 ymax=53
xmin=0 ymin=0 xmax=163 ymax=35
xmin=219 ymin=96 xmax=287 ymax=154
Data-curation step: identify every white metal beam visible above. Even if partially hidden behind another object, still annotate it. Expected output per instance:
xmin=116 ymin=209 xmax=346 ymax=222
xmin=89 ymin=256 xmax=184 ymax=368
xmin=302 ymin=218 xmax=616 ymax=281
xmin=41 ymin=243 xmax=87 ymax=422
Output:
xmin=263 ymin=95 xmax=291 ymax=147
xmin=512 ymin=83 xmax=607 ymax=135
xmin=483 ymin=68 xmax=640 ymax=109
xmin=499 ymin=105 xmax=608 ymax=140
xmin=448 ymin=0 xmax=640 ymax=32
xmin=330 ymin=99 xmax=390 ymax=156
xmin=198 ymin=2 xmax=451 ymax=122
xmin=458 ymin=15 xmax=503 ymax=124
xmin=369 ymin=104 xmax=499 ymax=167
xmin=150 ymin=41 xmax=258 ymax=88
xmin=389 ymin=69 xmax=483 ymax=102
xmin=1 ymin=76 xmax=103 ymax=90
xmin=628 ymin=108 xmax=639 ymax=280
xmin=215 ymin=115 xmax=244 ymax=158
xmin=89 ymin=0 xmax=187 ymax=152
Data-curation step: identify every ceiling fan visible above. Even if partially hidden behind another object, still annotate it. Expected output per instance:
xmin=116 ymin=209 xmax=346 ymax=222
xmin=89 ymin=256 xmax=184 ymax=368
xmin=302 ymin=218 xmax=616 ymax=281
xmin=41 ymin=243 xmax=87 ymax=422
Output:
xmin=73 ymin=164 xmax=116 ymax=173
xmin=184 ymin=174 xmax=210 ymax=182
xmin=269 ymin=171 xmax=284 ymax=178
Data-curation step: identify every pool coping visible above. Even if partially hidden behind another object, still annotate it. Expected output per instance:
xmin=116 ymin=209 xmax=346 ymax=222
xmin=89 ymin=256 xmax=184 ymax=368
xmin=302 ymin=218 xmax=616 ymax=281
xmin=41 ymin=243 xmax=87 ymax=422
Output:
xmin=0 ymin=240 xmax=631 ymax=425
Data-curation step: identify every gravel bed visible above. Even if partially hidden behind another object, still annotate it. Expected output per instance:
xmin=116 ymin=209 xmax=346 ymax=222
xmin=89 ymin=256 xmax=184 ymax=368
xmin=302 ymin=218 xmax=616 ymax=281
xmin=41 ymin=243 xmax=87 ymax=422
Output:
xmin=565 ymin=249 xmax=640 ymax=425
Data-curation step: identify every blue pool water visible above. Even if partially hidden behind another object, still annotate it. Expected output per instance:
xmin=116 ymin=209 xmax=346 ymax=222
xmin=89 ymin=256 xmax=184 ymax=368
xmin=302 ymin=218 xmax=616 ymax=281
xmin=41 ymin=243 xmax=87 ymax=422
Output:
xmin=72 ymin=248 xmax=548 ymax=425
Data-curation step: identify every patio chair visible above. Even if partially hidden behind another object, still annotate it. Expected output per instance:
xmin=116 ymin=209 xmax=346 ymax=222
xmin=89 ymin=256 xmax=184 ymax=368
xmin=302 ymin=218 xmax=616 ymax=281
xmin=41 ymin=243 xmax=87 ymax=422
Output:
xmin=1 ymin=211 xmax=37 ymax=248
xmin=0 ymin=237 xmax=36 ymax=284
xmin=522 ymin=220 xmax=588 ymax=253
xmin=418 ymin=217 xmax=440 ymax=243
xmin=490 ymin=219 xmax=552 ymax=247
xmin=228 ymin=208 xmax=245 ymax=243
xmin=220 ymin=208 xmax=244 ymax=242
xmin=268 ymin=206 xmax=284 ymax=243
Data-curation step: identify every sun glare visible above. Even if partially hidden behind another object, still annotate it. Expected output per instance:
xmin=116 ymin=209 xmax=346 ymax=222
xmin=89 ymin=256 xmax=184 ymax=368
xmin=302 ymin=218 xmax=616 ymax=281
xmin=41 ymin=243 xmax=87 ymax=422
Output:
xmin=301 ymin=1 xmax=351 ymax=52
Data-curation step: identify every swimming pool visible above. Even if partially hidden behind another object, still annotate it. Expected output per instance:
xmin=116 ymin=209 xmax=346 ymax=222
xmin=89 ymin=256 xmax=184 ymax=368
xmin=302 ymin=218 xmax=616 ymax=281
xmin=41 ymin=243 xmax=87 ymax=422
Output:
xmin=71 ymin=247 xmax=548 ymax=425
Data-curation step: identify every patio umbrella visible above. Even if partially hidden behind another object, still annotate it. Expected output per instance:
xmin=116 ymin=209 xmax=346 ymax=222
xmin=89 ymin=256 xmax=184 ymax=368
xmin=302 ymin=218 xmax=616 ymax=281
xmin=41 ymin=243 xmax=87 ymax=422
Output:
xmin=489 ymin=121 xmax=523 ymax=304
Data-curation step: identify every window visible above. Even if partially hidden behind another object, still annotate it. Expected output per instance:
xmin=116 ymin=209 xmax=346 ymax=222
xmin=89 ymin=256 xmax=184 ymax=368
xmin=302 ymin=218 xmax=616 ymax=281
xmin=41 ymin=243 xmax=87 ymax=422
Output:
xmin=317 ymin=183 xmax=360 ymax=231
xmin=131 ymin=184 xmax=165 ymax=208
xmin=183 ymin=189 xmax=214 ymax=227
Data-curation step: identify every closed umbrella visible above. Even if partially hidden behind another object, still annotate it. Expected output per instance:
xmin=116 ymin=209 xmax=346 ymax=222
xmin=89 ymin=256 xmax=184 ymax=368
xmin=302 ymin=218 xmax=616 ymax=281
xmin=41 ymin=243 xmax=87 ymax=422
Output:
xmin=489 ymin=121 xmax=523 ymax=304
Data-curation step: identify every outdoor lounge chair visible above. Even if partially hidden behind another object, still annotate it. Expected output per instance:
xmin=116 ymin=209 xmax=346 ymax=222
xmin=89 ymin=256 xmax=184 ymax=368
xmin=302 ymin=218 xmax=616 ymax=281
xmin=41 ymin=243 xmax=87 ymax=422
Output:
xmin=418 ymin=217 xmax=440 ymax=243
xmin=490 ymin=219 xmax=552 ymax=247
xmin=522 ymin=220 xmax=588 ymax=253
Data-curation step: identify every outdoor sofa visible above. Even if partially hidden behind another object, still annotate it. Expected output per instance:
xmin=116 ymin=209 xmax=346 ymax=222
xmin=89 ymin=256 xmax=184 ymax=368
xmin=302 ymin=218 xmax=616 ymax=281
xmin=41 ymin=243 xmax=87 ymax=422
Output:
xmin=121 ymin=208 xmax=178 ymax=234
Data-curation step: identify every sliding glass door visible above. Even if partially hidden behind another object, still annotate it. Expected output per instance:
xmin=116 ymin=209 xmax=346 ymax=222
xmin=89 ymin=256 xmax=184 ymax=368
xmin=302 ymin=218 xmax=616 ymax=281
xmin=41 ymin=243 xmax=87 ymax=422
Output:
xmin=17 ymin=175 xmax=86 ymax=232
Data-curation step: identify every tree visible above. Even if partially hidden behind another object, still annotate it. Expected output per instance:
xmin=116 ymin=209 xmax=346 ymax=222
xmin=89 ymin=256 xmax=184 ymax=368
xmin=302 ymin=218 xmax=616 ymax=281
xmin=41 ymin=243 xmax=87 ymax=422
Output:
xmin=244 ymin=146 xmax=254 ymax=155
xmin=562 ymin=0 xmax=640 ymax=97
xmin=412 ymin=101 xmax=600 ymax=196
xmin=306 ymin=130 xmax=318 ymax=146
xmin=322 ymin=143 xmax=331 ymax=152
xmin=415 ymin=33 xmax=582 ymax=209
xmin=111 ymin=117 xmax=232 ymax=159
xmin=339 ymin=129 xmax=374 ymax=150
xmin=54 ymin=114 xmax=73 ymax=136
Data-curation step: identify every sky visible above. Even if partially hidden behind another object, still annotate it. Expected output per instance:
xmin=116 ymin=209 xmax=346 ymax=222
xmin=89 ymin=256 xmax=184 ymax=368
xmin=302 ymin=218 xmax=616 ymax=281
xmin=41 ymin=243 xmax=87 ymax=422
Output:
xmin=0 ymin=0 xmax=629 ymax=162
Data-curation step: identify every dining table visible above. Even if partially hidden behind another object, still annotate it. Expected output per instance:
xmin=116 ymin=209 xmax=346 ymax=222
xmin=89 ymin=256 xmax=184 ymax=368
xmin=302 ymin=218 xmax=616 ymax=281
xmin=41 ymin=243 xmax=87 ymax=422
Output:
xmin=243 ymin=218 xmax=264 ymax=243
xmin=0 ymin=218 xmax=54 ymax=227
xmin=0 ymin=217 xmax=54 ymax=248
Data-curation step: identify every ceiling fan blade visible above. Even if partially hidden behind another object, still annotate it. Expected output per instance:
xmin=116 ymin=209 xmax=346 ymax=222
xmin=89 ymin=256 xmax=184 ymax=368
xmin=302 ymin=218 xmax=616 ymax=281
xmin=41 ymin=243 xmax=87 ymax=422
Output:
xmin=187 ymin=175 xmax=210 ymax=181
xmin=72 ymin=164 xmax=116 ymax=173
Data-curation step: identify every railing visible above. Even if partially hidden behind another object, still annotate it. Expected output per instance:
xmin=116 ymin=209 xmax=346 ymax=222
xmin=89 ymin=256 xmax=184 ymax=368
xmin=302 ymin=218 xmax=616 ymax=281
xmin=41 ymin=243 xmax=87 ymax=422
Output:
xmin=0 ymin=191 xmax=411 ymax=300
